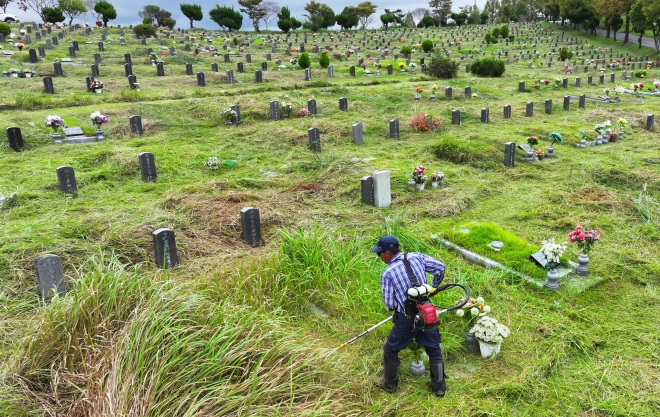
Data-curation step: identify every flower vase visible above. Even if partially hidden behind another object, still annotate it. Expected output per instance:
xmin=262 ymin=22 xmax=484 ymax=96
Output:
xmin=537 ymin=154 xmax=543 ymax=160
xmin=554 ymin=84 xmax=559 ymax=90
xmin=526 ymin=150 xmax=534 ymax=161
xmin=407 ymin=178 xmax=416 ymax=186
xmin=52 ymin=130 xmax=62 ymax=143
xmin=580 ymin=138 xmax=587 ymax=148
xmin=414 ymin=183 xmax=425 ymax=192
xmin=411 ymin=360 xmax=425 ymax=377
xmin=414 ymin=94 xmax=421 ymax=101
xmin=282 ymin=112 xmax=289 ymax=118
xmin=619 ymin=127 xmax=624 ymax=139
xmin=431 ymin=181 xmax=438 ymax=188
xmin=376 ymin=70 xmax=380 ymax=76
xmin=545 ymin=268 xmax=560 ymax=290
xmin=465 ymin=331 xmax=479 ymax=353
xmin=576 ymin=253 xmax=590 ymax=276
xmin=595 ymin=135 xmax=603 ymax=146
xmin=430 ymin=94 xmax=435 ymax=102
xmin=411 ymin=69 xmax=415 ymax=74
xmin=478 ymin=340 xmax=501 ymax=358
xmin=95 ymin=88 xmax=102 ymax=94
xmin=547 ymin=146 xmax=554 ymax=158
xmin=96 ymin=128 xmax=105 ymax=141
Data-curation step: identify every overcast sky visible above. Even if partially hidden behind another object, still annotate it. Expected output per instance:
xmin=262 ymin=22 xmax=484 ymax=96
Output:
xmin=7 ymin=0 xmax=485 ymax=30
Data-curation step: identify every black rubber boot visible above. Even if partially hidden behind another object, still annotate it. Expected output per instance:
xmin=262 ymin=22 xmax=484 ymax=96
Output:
xmin=428 ymin=355 xmax=446 ymax=397
xmin=375 ymin=351 xmax=400 ymax=393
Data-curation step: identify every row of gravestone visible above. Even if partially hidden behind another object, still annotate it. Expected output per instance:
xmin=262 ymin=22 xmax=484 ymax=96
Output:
xmin=5 ymin=116 xmax=143 ymax=151
xmin=33 ymin=207 xmax=262 ymax=299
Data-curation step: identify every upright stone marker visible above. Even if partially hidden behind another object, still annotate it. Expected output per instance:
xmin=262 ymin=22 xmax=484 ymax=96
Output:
xmin=53 ymin=62 xmax=63 ymax=77
xmin=328 ymin=65 xmax=334 ymax=77
xmin=360 ymin=175 xmax=374 ymax=206
xmin=372 ymin=171 xmax=391 ymax=208
xmin=197 ymin=72 xmax=206 ymax=86
xmin=525 ymin=102 xmax=533 ymax=117
xmin=43 ymin=76 xmax=55 ymax=94
xmin=339 ymin=97 xmax=348 ymax=112
xmin=6 ymin=127 xmax=25 ymax=152
xmin=389 ymin=119 xmax=399 ymax=139
xmin=519 ymin=81 xmax=525 ymax=92
xmin=56 ymin=166 xmax=78 ymax=195
xmin=464 ymin=86 xmax=471 ymax=98
xmin=152 ymin=228 xmax=178 ymax=268
xmin=185 ymin=63 xmax=193 ymax=75
xmin=451 ymin=109 xmax=461 ymax=125
xmin=211 ymin=62 xmax=218 ymax=72
xmin=579 ymin=94 xmax=586 ymax=108
xmin=129 ymin=115 xmax=143 ymax=135
xmin=545 ymin=99 xmax=552 ymax=115
xmin=90 ymin=64 xmax=99 ymax=77
xmin=308 ymin=128 xmax=321 ymax=152
xmin=269 ymin=100 xmax=280 ymax=120
xmin=255 ymin=70 xmax=263 ymax=82
xmin=124 ymin=53 xmax=131 ymax=65
xmin=240 ymin=207 xmax=261 ymax=247
xmin=98 ymin=41 xmax=104 ymax=52
xmin=352 ymin=123 xmax=364 ymax=145
xmin=156 ymin=62 xmax=165 ymax=76
xmin=563 ymin=95 xmax=570 ymax=110
xmin=28 ymin=49 xmax=38 ymax=63
xmin=646 ymin=114 xmax=655 ymax=131
xmin=307 ymin=98 xmax=317 ymax=114
xmin=504 ymin=142 xmax=515 ymax=168
xmin=481 ymin=108 xmax=489 ymax=123
xmin=575 ymin=77 xmax=581 ymax=87
xmin=35 ymin=254 xmax=66 ymax=298
xmin=138 ymin=152 xmax=157 ymax=182
xmin=445 ymin=87 xmax=452 ymax=99
xmin=503 ymin=104 xmax=512 ymax=119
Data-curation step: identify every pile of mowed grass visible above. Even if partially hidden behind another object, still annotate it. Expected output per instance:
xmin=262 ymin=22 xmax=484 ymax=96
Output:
xmin=431 ymin=135 xmax=502 ymax=169
xmin=4 ymin=256 xmax=363 ymax=416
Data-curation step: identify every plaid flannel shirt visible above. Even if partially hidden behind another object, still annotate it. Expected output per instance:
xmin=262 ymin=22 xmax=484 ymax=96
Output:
xmin=380 ymin=252 xmax=446 ymax=312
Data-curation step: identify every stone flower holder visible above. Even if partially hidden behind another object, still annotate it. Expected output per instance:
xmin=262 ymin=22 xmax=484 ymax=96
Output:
xmin=545 ymin=268 xmax=560 ymax=290
xmin=576 ymin=253 xmax=590 ymax=276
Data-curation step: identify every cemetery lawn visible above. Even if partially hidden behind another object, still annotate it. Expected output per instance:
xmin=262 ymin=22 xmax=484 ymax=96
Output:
xmin=1 ymin=22 xmax=660 ymax=416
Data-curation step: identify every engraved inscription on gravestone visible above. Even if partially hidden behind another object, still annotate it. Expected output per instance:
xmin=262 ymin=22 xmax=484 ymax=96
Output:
xmin=339 ymin=97 xmax=348 ymax=112
xmin=139 ymin=152 xmax=157 ymax=182
xmin=388 ymin=119 xmax=399 ymax=139
xmin=361 ymin=175 xmax=374 ymax=206
xmin=6 ymin=127 xmax=25 ymax=152
xmin=152 ymin=228 xmax=178 ymax=268
xmin=308 ymin=128 xmax=321 ymax=152
xmin=240 ymin=207 xmax=262 ymax=247
xmin=35 ymin=254 xmax=66 ymax=298
xmin=56 ymin=166 xmax=78 ymax=195
xmin=129 ymin=115 xmax=143 ymax=135
xmin=307 ymin=99 xmax=317 ymax=114
xmin=504 ymin=142 xmax=515 ymax=168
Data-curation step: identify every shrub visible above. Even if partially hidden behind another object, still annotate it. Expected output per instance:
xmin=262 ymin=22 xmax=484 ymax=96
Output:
xmin=142 ymin=18 xmax=152 ymax=25
xmin=0 ymin=22 xmax=10 ymax=37
xmin=508 ymin=35 xmax=514 ymax=42
xmin=426 ymin=54 xmax=459 ymax=79
xmin=421 ymin=39 xmax=433 ymax=53
xmin=432 ymin=135 xmax=500 ymax=169
xmin=559 ymin=47 xmax=573 ymax=61
xmin=297 ymin=52 xmax=310 ymax=69
xmin=232 ymin=37 xmax=239 ymax=46
xmin=499 ymin=24 xmax=509 ymax=39
xmin=401 ymin=45 xmax=413 ymax=55
xmin=318 ymin=51 xmax=329 ymax=68
xmin=470 ymin=56 xmax=505 ymax=77
xmin=410 ymin=114 xmax=442 ymax=132
xmin=161 ymin=17 xmax=176 ymax=29
xmin=491 ymin=27 xmax=500 ymax=38
xmin=133 ymin=24 xmax=156 ymax=38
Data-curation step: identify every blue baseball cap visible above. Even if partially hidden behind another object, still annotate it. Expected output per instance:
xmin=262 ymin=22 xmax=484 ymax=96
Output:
xmin=371 ymin=236 xmax=400 ymax=253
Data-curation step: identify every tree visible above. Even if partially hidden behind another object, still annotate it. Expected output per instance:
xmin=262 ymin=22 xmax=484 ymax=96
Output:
xmin=260 ymin=0 xmax=278 ymax=29
xmin=631 ymin=0 xmax=660 ymax=51
xmin=383 ymin=8 xmax=404 ymax=24
xmin=428 ymin=0 xmax=451 ymax=26
xmin=479 ymin=11 xmax=488 ymax=23
xmin=559 ymin=0 xmax=593 ymax=30
xmin=161 ymin=17 xmax=176 ymax=28
xmin=421 ymin=13 xmax=435 ymax=27
xmin=58 ymin=0 xmax=85 ymax=25
xmin=209 ymin=5 xmax=242 ymax=30
xmin=411 ymin=7 xmax=430 ymax=21
xmin=94 ymin=0 xmax=115 ymax=26
xmin=629 ymin=1 xmax=648 ymax=48
xmin=610 ymin=15 xmax=623 ymax=40
xmin=83 ymin=0 xmax=101 ymax=22
xmin=302 ymin=1 xmax=334 ymax=29
xmin=180 ymin=3 xmax=202 ymax=29
xmin=277 ymin=5 xmax=292 ymax=32
xmin=133 ymin=23 xmax=156 ymax=37
xmin=451 ymin=12 xmax=467 ymax=27
xmin=42 ymin=6 xmax=64 ymax=22
xmin=380 ymin=12 xmax=394 ymax=28
xmin=483 ymin=0 xmax=498 ymax=24
xmin=18 ymin=0 xmax=57 ymax=23
xmin=138 ymin=5 xmax=161 ymax=25
xmin=336 ymin=6 xmax=358 ymax=30
xmin=0 ymin=0 xmax=14 ymax=13
xmin=354 ymin=1 xmax=377 ymax=29
xmin=238 ymin=0 xmax=266 ymax=32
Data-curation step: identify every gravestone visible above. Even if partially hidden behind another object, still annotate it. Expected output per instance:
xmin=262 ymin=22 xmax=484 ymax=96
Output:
xmin=35 ymin=32 xmax=41 ymax=40
xmin=152 ymin=228 xmax=178 ymax=268
xmin=610 ymin=73 xmax=615 ymax=83
xmin=28 ymin=49 xmax=38 ymax=63
xmin=307 ymin=99 xmax=317 ymax=114
xmin=465 ymin=86 xmax=471 ymax=98
xmin=231 ymin=104 xmax=241 ymax=124
xmin=350 ymin=66 xmax=356 ymax=77
xmin=308 ymin=128 xmax=321 ymax=152
xmin=328 ymin=65 xmax=334 ymax=77
xmin=339 ymin=97 xmax=348 ymax=112
xmin=185 ymin=63 xmax=193 ymax=75
xmin=255 ymin=70 xmax=263 ymax=82
xmin=545 ymin=99 xmax=552 ymax=115
xmin=129 ymin=115 xmax=143 ymax=135
xmin=647 ymin=114 xmax=655 ymax=131
xmin=90 ymin=64 xmax=99 ymax=77
xmin=562 ymin=78 xmax=568 ymax=88
xmin=68 ymin=46 xmax=75 ymax=57
xmin=269 ymin=100 xmax=280 ymax=120
xmin=389 ymin=119 xmax=399 ymax=139
xmin=387 ymin=64 xmax=393 ymax=75
xmin=43 ymin=76 xmax=55 ymax=94
xmin=25 ymin=34 xmax=32 ymax=44
xmin=72 ymin=40 xmax=78 ymax=51
xmin=525 ymin=102 xmax=533 ymax=117
xmin=261 ymin=61 xmax=268 ymax=71
xmin=579 ymin=94 xmax=586 ymax=108
xmin=240 ymin=207 xmax=261 ymax=247
xmin=576 ymin=77 xmax=581 ymax=87
xmin=46 ymin=39 xmax=52 ymax=50
xmin=599 ymin=74 xmax=604 ymax=84
xmin=85 ymin=76 xmax=94 ymax=92
xmin=503 ymin=104 xmax=512 ymax=119
xmin=98 ymin=41 xmax=104 ymax=52
xmin=195 ymin=72 xmax=205 ymax=87
xmin=352 ymin=123 xmax=363 ymax=145
xmin=211 ymin=62 xmax=218 ymax=72
xmin=237 ymin=62 xmax=244 ymax=73
xmin=504 ymin=142 xmax=515 ymax=168
xmin=124 ymin=53 xmax=131 ymax=65
xmin=226 ymin=69 xmax=236 ymax=84
xmin=588 ymin=75 xmax=593 ymax=85
xmin=451 ymin=109 xmax=460 ymax=125
xmin=6 ymin=127 xmax=25 ymax=152
xmin=128 ymin=74 xmax=137 ymax=88
xmin=53 ymin=62 xmax=63 ymax=77
xmin=266 ymin=53 xmax=271 ymax=61
xmin=56 ymin=166 xmax=78 ymax=195
xmin=93 ymin=53 xmax=101 ymax=66
xmin=139 ymin=152 xmax=157 ymax=182
xmin=360 ymin=176 xmax=374 ymax=206
xmin=481 ymin=108 xmax=489 ymax=123
xmin=466 ymin=63 xmax=470 ymax=73
xmin=156 ymin=62 xmax=165 ymax=76
xmin=246 ymin=53 xmax=251 ymax=63
xmin=445 ymin=87 xmax=452 ymax=99
xmin=372 ymin=170 xmax=391 ymax=208
xmin=35 ymin=254 xmax=66 ymax=298
xmin=563 ymin=95 xmax=570 ymax=110
xmin=304 ymin=68 xmax=311 ymax=81
xmin=224 ymin=54 xmax=230 ymax=63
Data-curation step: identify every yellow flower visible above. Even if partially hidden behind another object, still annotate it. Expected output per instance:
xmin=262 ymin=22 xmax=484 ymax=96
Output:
xmin=398 ymin=62 xmax=405 ymax=68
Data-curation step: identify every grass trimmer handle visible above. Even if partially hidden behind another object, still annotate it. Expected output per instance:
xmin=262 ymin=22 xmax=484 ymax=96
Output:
xmin=429 ymin=283 xmax=471 ymax=316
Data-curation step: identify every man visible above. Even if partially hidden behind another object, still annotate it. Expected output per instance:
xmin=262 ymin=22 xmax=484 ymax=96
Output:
xmin=371 ymin=235 xmax=447 ymax=397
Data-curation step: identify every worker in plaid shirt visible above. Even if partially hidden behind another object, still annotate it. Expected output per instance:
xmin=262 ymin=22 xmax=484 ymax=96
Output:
xmin=371 ymin=235 xmax=447 ymax=397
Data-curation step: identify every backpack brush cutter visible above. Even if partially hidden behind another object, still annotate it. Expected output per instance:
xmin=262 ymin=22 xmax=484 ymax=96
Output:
xmin=333 ymin=283 xmax=470 ymax=352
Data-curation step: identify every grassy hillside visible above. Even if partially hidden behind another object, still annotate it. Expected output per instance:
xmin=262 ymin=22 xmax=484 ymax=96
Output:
xmin=1 ymin=21 xmax=659 ymax=416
